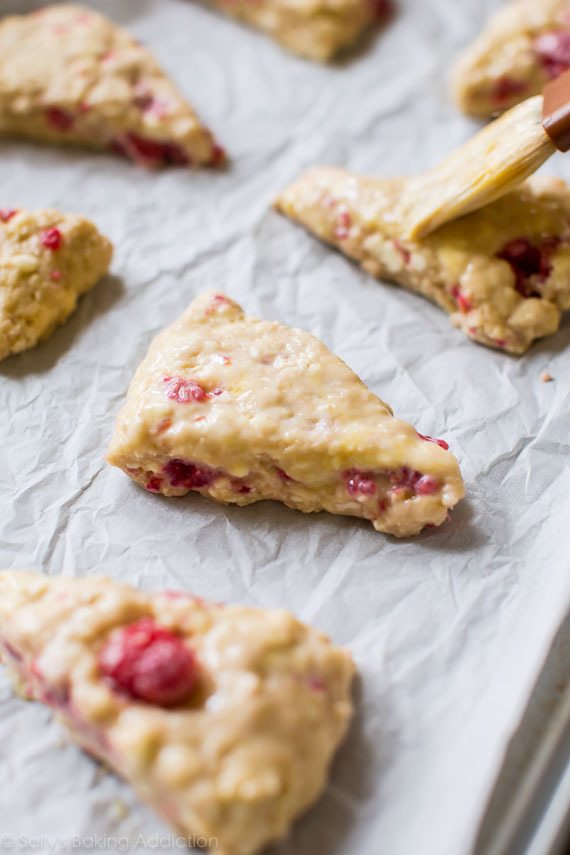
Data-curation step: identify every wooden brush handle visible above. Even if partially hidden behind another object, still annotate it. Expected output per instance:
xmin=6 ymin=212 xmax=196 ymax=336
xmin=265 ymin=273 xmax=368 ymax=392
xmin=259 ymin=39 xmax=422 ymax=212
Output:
xmin=543 ymin=69 xmax=570 ymax=152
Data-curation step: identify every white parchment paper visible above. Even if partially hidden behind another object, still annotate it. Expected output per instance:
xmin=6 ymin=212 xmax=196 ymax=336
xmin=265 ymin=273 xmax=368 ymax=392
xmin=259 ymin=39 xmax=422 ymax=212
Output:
xmin=0 ymin=1 xmax=569 ymax=853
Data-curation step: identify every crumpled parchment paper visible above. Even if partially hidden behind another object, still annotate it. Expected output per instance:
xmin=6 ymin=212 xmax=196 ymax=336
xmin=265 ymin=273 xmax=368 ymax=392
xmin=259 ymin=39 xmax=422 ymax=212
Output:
xmin=0 ymin=1 xmax=569 ymax=854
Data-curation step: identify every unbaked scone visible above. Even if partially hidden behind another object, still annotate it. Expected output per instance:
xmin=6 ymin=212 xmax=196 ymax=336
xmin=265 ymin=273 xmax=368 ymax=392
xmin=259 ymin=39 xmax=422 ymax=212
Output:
xmin=204 ymin=0 xmax=393 ymax=61
xmin=0 ymin=570 xmax=354 ymax=855
xmin=0 ymin=5 xmax=224 ymax=168
xmin=276 ymin=168 xmax=570 ymax=354
xmin=0 ymin=208 xmax=112 ymax=361
xmin=453 ymin=0 xmax=570 ymax=118
xmin=107 ymin=292 xmax=464 ymax=537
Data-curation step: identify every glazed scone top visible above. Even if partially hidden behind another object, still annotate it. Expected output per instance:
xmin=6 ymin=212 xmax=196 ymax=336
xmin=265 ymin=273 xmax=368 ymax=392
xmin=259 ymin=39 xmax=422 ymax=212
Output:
xmin=0 ymin=207 xmax=112 ymax=361
xmin=0 ymin=4 xmax=223 ymax=167
xmin=0 ymin=571 xmax=354 ymax=855
xmin=108 ymin=292 xmax=462 ymax=486
xmin=277 ymin=168 xmax=570 ymax=354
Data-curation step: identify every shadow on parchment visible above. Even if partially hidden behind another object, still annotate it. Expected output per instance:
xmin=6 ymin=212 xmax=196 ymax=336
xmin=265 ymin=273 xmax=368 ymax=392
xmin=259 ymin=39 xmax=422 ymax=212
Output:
xmin=332 ymin=12 xmax=397 ymax=69
xmin=268 ymin=674 xmax=380 ymax=855
xmin=142 ymin=481 xmax=487 ymax=557
xmin=530 ymin=312 xmax=570 ymax=359
xmin=0 ymin=274 xmax=124 ymax=378
xmin=414 ymin=499 xmax=488 ymax=555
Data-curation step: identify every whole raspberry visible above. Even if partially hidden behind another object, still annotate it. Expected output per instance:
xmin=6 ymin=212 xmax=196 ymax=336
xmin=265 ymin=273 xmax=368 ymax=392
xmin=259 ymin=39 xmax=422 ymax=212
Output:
xmin=98 ymin=617 xmax=197 ymax=707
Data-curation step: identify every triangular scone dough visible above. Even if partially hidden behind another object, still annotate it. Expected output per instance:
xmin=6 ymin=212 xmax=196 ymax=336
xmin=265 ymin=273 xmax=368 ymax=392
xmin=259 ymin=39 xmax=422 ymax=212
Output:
xmin=452 ymin=0 xmax=570 ymax=119
xmin=107 ymin=292 xmax=464 ymax=537
xmin=276 ymin=168 xmax=570 ymax=354
xmin=0 ymin=5 xmax=224 ymax=168
xmin=0 ymin=208 xmax=112 ymax=361
xmin=204 ymin=0 xmax=393 ymax=62
xmin=0 ymin=570 xmax=354 ymax=855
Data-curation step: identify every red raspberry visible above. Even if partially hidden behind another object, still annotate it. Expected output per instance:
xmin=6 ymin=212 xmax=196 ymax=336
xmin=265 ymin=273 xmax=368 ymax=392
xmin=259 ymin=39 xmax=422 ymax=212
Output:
xmin=451 ymin=285 xmax=472 ymax=314
xmin=369 ymin=0 xmax=394 ymax=20
xmin=40 ymin=228 xmax=63 ymax=251
xmin=209 ymin=143 xmax=226 ymax=167
xmin=496 ymin=238 xmax=556 ymax=298
xmin=393 ymin=239 xmax=411 ymax=265
xmin=388 ymin=467 xmax=440 ymax=496
xmin=490 ymin=76 xmax=528 ymax=105
xmin=113 ymin=133 xmax=190 ymax=168
xmin=343 ymin=469 xmax=377 ymax=496
xmin=98 ymin=617 xmax=197 ymax=707
xmin=389 ymin=467 xmax=422 ymax=490
xmin=415 ymin=475 xmax=439 ymax=495
xmin=0 ymin=209 xmax=18 ymax=223
xmin=45 ymin=107 xmax=75 ymax=132
xmin=163 ymin=376 xmax=209 ymax=404
xmin=535 ymin=30 xmax=570 ymax=79
xmin=163 ymin=458 xmax=215 ymax=489
xmin=417 ymin=432 xmax=450 ymax=451
xmin=145 ymin=475 xmax=163 ymax=493
xmin=334 ymin=209 xmax=352 ymax=240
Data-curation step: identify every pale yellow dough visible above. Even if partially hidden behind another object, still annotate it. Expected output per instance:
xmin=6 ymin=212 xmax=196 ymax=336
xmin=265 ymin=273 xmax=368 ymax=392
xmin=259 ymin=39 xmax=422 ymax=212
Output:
xmin=0 ymin=570 xmax=354 ymax=855
xmin=107 ymin=292 xmax=464 ymax=537
xmin=276 ymin=169 xmax=570 ymax=354
xmin=452 ymin=0 xmax=570 ymax=118
xmin=0 ymin=208 xmax=112 ymax=361
xmin=204 ymin=0 xmax=390 ymax=61
xmin=0 ymin=5 xmax=223 ymax=167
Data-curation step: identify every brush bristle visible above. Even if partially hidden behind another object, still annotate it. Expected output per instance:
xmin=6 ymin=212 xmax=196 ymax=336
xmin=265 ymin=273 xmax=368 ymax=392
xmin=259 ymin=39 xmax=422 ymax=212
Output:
xmin=401 ymin=96 xmax=556 ymax=238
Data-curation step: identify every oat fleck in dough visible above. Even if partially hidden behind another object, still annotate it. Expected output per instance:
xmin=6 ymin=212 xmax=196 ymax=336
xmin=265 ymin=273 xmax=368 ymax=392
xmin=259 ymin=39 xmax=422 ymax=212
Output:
xmin=0 ymin=5 xmax=224 ymax=168
xmin=0 ymin=208 xmax=112 ymax=361
xmin=205 ymin=0 xmax=393 ymax=61
xmin=107 ymin=292 xmax=464 ymax=537
xmin=0 ymin=570 xmax=355 ymax=855
xmin=276 ymin=170 xmax=570 ymax=354
xmin=453 ymin=0 xmax=570 ymax=119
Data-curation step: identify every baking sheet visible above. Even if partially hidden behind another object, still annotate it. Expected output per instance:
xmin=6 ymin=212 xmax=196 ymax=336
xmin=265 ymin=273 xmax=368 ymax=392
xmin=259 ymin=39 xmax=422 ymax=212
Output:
xmin=0 ymin=0 xmax=569 ymax=853
xmin=475 ymin=613 xmax=570 ymax=855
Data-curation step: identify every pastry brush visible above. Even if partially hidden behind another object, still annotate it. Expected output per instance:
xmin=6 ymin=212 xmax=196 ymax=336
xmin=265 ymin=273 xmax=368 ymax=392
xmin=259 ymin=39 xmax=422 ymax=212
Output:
xmin=399 ymin=68 xmax=570 ymax=239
